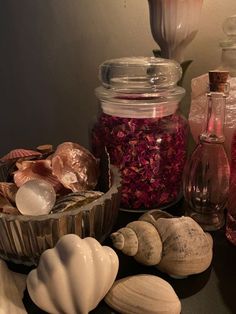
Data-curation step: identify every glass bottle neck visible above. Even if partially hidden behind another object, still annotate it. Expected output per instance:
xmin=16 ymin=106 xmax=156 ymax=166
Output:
xmin=200 ymin=92 xmax=226 ymax=144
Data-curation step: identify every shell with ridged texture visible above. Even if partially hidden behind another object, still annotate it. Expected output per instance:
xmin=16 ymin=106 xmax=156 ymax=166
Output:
xmin=105 ymin=274 xmax=181 ymax=314
xmin=110 ymin=210 xmax=213 ymax=278
xmin=111 ymin=220 xmax=162 ymax=265
xmin=153 ymin=216 xmax=213 ymax=278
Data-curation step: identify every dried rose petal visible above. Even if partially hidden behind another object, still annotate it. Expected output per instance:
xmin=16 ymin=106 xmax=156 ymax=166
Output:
xmin=92 ymin=113 xmax=188 ymax=210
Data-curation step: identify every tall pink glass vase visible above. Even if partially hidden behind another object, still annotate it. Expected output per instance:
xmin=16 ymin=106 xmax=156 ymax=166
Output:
xmin=148 ymin=0 xmax=203 ymax=63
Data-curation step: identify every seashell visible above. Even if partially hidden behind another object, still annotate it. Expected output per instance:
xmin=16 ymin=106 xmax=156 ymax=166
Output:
xmin=51 ymin=142 xmax=99 ymax=192
xmin=0 ymin=194 xmax=20 ymax=215
xmin=27 ymin=234 xmax=119 ymax=314
xmin=36 ymin=144 xmax=55 ymax=160
xmin=153 ymin=216 xmax=213 ymax=278
xmin=36 ymin=144 xmax=53 ymax=154
xmin=0 ymin=259 xmax=27 ymax=313
xmin=111 ymin=220 xmax=162 ymax=265
xmin=50 ymin=190 xmax=104 ymax=213
xmin=105 ymin=274 xmax=181 ymax=314
xmin=0 ymin=148 xmax=41 ymax=162
xmin=0 ymin=182 xmax=18 ymax=204
xmin=140 ymin=208 xmax=174 ymax=222
xmin=13 ymin=159 xmax=62 ymax=192
xmin=111 ymin=210 xmax=213 ymax=278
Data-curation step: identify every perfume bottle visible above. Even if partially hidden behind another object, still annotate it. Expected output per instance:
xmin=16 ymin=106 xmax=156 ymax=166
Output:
xmin=189 ymin=15 xmax=236 ymax=158
xmin=183 ymin=71 xmax=230 ymax=231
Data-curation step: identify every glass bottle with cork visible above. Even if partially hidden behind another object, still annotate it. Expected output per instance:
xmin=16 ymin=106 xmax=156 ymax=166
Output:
xmin=183 ymin=71 xmax=230 ymax=231
xmin=189 ymin=15 xmax=236 ymax=158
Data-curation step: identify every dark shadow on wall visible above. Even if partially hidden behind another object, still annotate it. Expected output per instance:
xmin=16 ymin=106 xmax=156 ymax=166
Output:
xmin=0 ymin=0 xmax=108 ymax=156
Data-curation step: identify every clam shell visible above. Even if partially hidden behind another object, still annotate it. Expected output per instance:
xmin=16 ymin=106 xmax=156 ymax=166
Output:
xmin=51 ymin=191 xmax=104 ymax=213
xmin=0 ymin=149 xmax=41 ymax=162
xmin=105 ymin=274 xmax=181 ymax=314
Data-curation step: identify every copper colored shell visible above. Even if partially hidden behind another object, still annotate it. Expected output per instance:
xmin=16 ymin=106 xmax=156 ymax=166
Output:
xmin=51 ymin=142 xmax=99 ymax=192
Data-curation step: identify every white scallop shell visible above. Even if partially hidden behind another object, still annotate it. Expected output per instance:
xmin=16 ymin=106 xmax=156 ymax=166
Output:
xmin=27 ymin=234 xmax=119 ymax=314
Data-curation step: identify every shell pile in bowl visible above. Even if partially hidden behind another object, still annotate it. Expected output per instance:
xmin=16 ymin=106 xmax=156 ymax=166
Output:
xmin=0 ymin=142 xmax=121 ymax=265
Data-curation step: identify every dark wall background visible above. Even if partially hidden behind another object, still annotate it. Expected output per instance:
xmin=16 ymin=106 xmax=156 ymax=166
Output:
xmin=0 ymin=0 xmax=233 ymax=156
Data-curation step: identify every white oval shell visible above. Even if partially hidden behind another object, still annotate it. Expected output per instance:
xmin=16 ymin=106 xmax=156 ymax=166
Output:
xmin=27 ymin=234 xmax=119 ymax=314
xmin=105 ymin=274 xmax=181 ymax=314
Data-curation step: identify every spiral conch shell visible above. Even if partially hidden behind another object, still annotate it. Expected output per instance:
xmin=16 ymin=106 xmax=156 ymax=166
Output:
xmin=111 ymin=210 xmax=213 ymax=278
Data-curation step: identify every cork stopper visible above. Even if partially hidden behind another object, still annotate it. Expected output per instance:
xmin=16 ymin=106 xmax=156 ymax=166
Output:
xmin=208 ymin=71 xmax=229 ymax=92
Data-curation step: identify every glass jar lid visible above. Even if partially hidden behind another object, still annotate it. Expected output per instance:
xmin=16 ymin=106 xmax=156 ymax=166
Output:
xmin=99 ymin=57 xmax=183 ymax=92
xmin=96 ymin=57 xmax=185 ymax=118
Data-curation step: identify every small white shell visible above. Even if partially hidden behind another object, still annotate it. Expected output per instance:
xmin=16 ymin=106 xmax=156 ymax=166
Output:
xmin=27 ymin=234 xmax=119 ymax=314
xmin=105 ymin=274 xmax=181 ymax=314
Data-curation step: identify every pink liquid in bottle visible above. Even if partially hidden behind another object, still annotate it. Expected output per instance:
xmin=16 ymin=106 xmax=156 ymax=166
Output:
xmin=226 ymin=132 xmax=236 ymax=245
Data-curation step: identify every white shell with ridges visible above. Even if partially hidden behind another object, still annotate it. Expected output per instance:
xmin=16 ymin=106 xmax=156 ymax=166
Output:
xmin=105 ymin=274 xmax=181 ymax=314
xmin=27 ymin=234 xmax=119 ymax=314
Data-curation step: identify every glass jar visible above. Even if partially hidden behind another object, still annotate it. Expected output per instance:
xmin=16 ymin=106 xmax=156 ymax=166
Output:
xmin=91 ymin=57 xmax=188 ymax=211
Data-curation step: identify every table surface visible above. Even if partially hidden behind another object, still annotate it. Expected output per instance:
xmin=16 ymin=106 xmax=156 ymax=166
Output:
xmin=7 ymin=204 xmax=236 ymax=314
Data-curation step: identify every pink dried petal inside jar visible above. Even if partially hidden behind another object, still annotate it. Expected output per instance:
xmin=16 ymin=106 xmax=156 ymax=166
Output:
xmin=92 ymin=113 xmax=188 ymax=210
